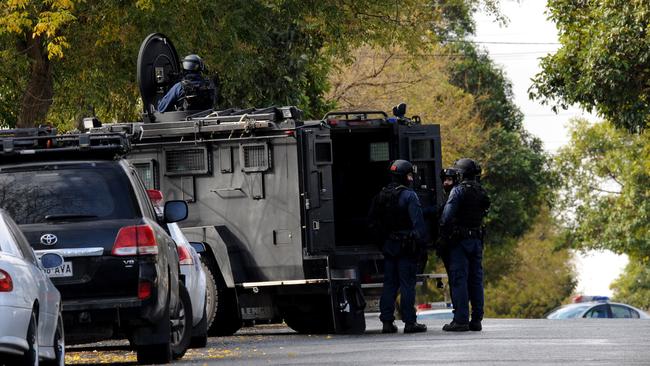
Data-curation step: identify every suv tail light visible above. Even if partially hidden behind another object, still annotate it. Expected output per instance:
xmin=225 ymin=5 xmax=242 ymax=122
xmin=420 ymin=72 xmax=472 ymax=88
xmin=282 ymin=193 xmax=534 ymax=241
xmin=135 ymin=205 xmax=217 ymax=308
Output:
xmin=112 ymin=225 xmax=159 ymax=256
xmin=177 ymin=246 xmax=193 ymax=265
xmin=0 ymin=269 xmax=13 ymax=292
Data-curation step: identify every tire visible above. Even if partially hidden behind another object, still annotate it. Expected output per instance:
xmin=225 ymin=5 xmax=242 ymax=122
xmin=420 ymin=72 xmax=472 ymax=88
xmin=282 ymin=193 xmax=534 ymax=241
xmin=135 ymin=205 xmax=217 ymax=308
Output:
xmin=201 ymin=260 xmax=217 ymax=332
xmin=282 ymin=295 xmax=334 ymax=334
xmin=137 ymin=343 xmax=171 ymax=365
xmin=41 ymin=313 xmax=65 ymax=366
xmin=170 ymin=284 xmax=192 ymax=359
xmin=136 ymin=305 xmax=172 ymax=365
xmin=19 ymin=310 xmax=39 ymax=366
xmin=204 ymin=259 xmax=242 ymax=336
xmin=189 ymin=303 xmax=208 ymax=349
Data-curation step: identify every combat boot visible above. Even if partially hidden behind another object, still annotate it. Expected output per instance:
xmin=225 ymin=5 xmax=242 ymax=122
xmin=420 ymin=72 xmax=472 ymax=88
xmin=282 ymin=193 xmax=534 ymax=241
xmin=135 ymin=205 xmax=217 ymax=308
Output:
xmin=404 ymin=322 xmax=427 ymax=333
xmin=382 ymin=321 xmax=398 ymax=334
xmin=469 ymin=319 xmax=482 ymax=331
xmin=442 ymin=320 xmax=469 ymax=332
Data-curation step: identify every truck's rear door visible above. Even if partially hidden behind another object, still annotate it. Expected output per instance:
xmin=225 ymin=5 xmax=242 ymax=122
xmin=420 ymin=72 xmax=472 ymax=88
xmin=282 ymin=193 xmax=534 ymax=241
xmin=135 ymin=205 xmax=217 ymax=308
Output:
xmin=397 ymin=124 xmax=444 ymax=244
xmin=298 ymin=126 xmax=335 ymax=254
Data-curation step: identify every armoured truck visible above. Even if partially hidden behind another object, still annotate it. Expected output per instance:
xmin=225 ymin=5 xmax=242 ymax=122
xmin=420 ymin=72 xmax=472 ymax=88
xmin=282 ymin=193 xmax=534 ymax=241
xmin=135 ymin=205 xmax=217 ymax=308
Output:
xmin=94 ymin=33 xmax=446 ymax=335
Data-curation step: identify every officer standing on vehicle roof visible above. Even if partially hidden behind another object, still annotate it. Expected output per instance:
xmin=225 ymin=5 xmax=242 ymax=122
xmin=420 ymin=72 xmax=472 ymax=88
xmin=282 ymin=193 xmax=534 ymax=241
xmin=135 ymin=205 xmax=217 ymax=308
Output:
xmin=439 ymin=158 xmax=490 ymax=332
xmin=157 ymin=54 xmax=215 ymax=112
xmin=369 ymin=159 xmax=428 ymax=334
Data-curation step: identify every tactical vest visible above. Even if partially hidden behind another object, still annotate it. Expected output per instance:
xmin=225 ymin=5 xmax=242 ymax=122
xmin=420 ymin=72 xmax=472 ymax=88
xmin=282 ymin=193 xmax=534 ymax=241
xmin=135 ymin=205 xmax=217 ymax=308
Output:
xmin=377 ymin=183 xmax=412 ymax=233
xmin=456 ymin=181 xmax=490 ymax=228
xmin=179 ymin=77 xmax=215 ymax=111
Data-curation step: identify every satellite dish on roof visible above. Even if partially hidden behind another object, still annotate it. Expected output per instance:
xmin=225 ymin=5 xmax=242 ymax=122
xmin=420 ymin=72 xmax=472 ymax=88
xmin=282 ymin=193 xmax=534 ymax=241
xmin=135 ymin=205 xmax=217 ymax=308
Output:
xmin=137 ymin=33 xmax=181 ymax=119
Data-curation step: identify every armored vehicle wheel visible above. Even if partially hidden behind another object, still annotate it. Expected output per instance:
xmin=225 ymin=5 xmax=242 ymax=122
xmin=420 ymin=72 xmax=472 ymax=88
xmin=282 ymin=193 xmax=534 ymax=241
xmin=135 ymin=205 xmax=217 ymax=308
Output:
xmin=205 ymin=260 xmax=242 ymax=336
xmin=282 ymin=295 xmax=334 ymax=334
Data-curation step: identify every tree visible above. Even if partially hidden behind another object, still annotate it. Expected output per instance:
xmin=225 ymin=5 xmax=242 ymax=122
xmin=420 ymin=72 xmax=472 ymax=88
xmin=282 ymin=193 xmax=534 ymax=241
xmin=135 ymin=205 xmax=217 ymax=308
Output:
xmin=484 ymin=211 xmax=575 ymax=318
xmin=530 ymin=0 xmax=650 ymax=132
xmin=554 ymin=119 xmax=650 ymax=259
xmin=611 ymin=259 xmax=650 ymax=311
xmin=1 ymin=0 xmax=503 ymax=129
xmin=0 ymin=0 xmax=78 ymax=127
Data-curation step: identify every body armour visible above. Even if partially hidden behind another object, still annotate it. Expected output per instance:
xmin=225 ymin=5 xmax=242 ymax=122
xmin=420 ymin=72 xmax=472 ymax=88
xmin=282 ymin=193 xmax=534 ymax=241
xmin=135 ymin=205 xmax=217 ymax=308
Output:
xmin=372 ymin=183 xmax=412 ymax=235
xmin=456 ymin=181 xmax=490 ymax=228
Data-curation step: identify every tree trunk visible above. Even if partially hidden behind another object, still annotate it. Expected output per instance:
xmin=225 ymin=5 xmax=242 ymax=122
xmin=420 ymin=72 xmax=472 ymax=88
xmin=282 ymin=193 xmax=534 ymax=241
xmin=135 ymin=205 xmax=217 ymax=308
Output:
xmin=17 ymin=33 xmax=54 ymax=128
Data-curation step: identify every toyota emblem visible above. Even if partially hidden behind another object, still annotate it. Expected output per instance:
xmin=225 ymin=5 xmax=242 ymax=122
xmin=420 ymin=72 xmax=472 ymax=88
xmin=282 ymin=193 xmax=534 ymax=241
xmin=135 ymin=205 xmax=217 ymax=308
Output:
xmin=40 ymin=234 xmax=58 ymax=246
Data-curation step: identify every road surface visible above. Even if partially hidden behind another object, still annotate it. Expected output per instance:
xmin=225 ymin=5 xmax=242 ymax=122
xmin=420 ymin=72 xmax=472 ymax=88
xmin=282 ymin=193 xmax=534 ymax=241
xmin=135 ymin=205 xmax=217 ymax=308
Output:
xmin=66 ymin=315 xmax=650 ymax=365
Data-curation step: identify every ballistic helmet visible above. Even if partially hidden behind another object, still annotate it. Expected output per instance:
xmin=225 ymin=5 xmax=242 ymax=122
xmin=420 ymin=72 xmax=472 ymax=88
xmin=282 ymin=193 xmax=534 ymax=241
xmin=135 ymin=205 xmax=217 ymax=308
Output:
xmin=453 ymin=158 xmax=482 ymax=181
xmin=182 ymin=54 xmax=204 ymax=72
xmin=389 ymin=159 xmax=414 ymax=177
xmin=439 ymin=168 xmax=459 ymax=182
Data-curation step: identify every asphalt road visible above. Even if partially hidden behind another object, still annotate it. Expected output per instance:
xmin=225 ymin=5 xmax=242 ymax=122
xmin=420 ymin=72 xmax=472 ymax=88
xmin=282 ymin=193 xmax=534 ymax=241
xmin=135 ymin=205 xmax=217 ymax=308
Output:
xmin=66 ymin=315 xmax=650 ymax=365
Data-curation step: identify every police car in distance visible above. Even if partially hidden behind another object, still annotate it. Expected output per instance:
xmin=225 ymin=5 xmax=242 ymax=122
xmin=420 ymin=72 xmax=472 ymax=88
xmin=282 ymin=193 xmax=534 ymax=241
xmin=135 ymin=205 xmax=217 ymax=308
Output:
xmin=546 ymin=296 xmax=650 ymax=319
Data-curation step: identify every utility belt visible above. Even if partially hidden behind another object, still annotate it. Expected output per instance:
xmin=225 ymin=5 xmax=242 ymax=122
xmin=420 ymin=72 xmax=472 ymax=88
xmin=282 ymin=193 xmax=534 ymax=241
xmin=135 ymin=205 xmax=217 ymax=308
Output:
xmin=388 ymin=231 xmax=411 ymax=241
xmin=454 ymin=226 xmax=484 ymax=240
xmin=388 ymin=231 xmax=420 ymax=256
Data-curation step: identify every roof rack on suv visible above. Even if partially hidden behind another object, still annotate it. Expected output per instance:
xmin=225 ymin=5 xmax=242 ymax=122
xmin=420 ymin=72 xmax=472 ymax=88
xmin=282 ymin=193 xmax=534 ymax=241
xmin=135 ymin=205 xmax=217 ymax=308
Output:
xmin=0 ymin=127 xmax=130 ymax=161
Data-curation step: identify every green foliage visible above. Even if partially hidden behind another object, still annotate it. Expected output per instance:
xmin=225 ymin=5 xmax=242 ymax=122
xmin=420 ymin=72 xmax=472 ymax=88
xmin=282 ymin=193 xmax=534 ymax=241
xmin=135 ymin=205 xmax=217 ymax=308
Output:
xmin=446 ymin=44 xmax=555 ymax=251
xmin=555 ymin=120 xmax=650 ymax=259
xmin=484 ymin=212 xmax=576 ymax=318
xmin=530 ymin=0 xmax=650 ymax=132
xmin=611 ymin=259 xmax=650 ymax=311
xmin=448 ymin=42 xmax=523 ymax=131
xmin=1 ymin=0 xmax=502 ymax=128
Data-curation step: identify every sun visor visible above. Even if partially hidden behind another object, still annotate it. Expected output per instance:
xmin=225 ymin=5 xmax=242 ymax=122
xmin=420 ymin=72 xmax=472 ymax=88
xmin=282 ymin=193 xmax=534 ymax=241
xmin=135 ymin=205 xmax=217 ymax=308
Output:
xmin=137 ymin=33 xmax=180 ymax=115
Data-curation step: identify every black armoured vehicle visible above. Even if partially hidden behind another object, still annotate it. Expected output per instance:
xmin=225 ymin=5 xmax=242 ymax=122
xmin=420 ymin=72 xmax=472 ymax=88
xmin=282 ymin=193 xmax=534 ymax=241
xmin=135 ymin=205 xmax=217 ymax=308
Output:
xmin=0 ymin=130 xmax=192 ymax=364
xmin=78 ymin=33 xmax=447 ymax=336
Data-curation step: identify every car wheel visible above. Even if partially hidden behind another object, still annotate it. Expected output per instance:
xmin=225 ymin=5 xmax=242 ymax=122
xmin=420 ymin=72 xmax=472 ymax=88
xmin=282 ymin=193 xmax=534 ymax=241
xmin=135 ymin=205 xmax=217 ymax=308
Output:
xmin=282 ymin=295 xmax=334 ymax=334
xmin=136 ymin=305 xmax=172 ymax=365
xmin=170 ymin=283 xmax=192 ymax=359
xmin=20 ymin=310 xmax=39 ymax=366
xmin=41 ymin=313 xmax=65 ymax=366
xmin=201 ymin=259 xmax=217 ymax=332
xmin=189 ymin=302 xmax=208 ymax=348
xmin=204 ymin=259 xmax=242 ymax=336
xmin=136 ymin=343 xmax=172 ymax=365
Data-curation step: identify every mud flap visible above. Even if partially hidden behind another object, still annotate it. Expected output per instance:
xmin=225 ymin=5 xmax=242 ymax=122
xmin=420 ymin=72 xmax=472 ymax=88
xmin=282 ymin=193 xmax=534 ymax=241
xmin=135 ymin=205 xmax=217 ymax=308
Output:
xmin=332 ymin=281 xmax=366 ymax=334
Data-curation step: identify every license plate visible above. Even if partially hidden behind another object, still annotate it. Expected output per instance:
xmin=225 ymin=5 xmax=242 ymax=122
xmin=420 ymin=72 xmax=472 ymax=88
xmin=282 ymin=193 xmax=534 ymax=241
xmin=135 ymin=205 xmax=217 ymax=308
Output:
xmin=44 ymin=262 xmax=73 ymax=278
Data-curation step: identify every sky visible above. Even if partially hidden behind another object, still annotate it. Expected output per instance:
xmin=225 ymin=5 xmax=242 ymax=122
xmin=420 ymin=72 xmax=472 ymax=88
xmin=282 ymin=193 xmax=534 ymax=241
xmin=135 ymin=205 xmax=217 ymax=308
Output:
xmin=473 ymin=0 xmax=628 ymax=297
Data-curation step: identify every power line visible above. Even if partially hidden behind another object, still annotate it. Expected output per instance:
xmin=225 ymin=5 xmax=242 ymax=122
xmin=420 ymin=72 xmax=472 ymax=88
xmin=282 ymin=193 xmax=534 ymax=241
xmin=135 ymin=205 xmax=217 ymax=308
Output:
xmin=464 ymin=40 xmax=562 ymax=45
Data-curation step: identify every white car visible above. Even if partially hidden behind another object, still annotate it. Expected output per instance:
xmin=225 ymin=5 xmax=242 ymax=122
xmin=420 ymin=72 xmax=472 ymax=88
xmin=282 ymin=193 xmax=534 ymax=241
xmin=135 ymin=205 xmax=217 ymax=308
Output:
xmin=546 ymin=301 xmax=650 ymax=319
xmin=0 ymin=210 xmax=65 ymax=365
xmin=167 ymin=222 xmax=209 ymax=347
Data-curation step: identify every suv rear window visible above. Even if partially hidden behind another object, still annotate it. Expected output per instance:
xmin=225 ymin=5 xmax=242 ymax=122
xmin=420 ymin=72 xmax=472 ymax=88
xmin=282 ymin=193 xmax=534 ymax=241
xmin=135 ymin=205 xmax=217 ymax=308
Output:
xmin=0 ymin=164 xmax=138 ymax=225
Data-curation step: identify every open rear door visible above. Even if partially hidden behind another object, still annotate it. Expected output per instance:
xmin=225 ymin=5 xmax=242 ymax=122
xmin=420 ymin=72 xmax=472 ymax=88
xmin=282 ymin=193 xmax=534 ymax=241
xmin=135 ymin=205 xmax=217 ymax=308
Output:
xmin=299 ymin=127 xmax=336 ymax=254
xmin=396 ymin=124 xmax=444 ymax=245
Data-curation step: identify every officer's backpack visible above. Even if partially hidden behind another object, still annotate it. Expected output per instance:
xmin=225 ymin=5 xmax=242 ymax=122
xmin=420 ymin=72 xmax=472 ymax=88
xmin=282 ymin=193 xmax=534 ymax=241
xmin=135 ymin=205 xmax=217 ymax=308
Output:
xmin=179 ymin=78 xmax=215 ymax=111
xmin=369 ymin=184 xmax=409 ymax=242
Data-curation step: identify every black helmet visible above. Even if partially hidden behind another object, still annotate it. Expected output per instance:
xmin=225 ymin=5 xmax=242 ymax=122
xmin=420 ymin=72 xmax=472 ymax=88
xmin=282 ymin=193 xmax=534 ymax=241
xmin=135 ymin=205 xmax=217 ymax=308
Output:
xmin=182 ymin=54 xmax=204 ymax=72
xmin=453 ymin=158 xmax=482 ymax=181
xmin=389 ymin=159 xmax=414 ymax=177
xmin=439 ymin=168 xmax=460 ymax=182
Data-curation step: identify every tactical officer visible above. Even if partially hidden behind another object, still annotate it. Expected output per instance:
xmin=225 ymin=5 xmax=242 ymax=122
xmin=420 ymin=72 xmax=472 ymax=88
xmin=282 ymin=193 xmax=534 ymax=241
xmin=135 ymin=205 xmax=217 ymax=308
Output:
xmin=439 ymin=158 xmax=490 ymax=332
xmin=157 ymin=54 xmax=215 ymax=112
xmin=369 ymin=159 xmax=427 ymax=334
xmin=437 ymin=168 xmax=460 ymax=301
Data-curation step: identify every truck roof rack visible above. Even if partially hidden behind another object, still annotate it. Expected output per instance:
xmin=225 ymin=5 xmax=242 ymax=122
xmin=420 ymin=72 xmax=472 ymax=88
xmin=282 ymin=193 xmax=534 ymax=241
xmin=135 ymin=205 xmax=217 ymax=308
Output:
xmin=93 ymin=106 xmax=304 ymax=140
xmin=323 ymin=110 xmax=388 ymax=121
xmin=0 ymin=128 xmax=130 ymax=162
